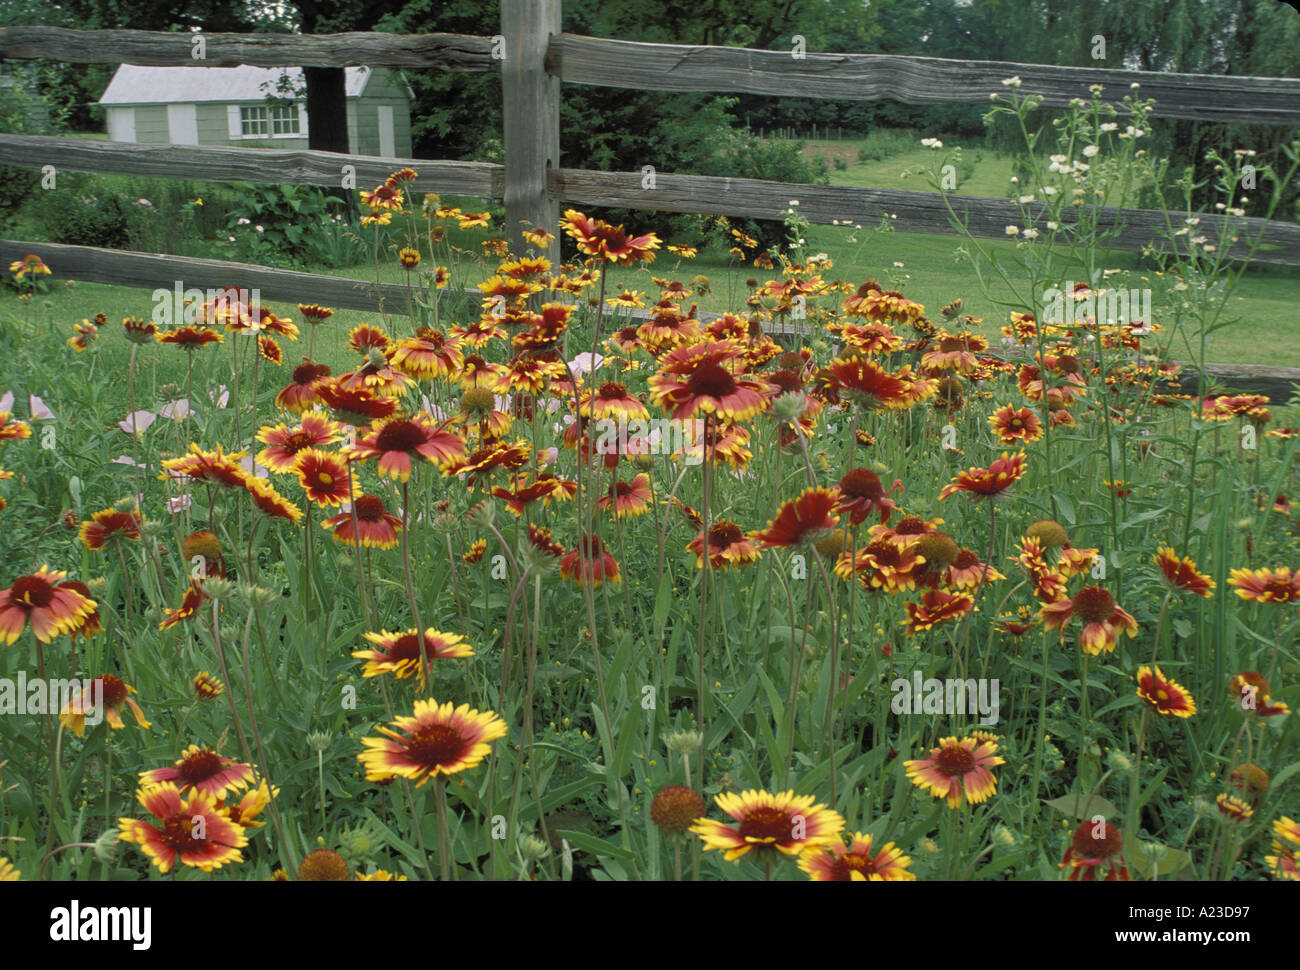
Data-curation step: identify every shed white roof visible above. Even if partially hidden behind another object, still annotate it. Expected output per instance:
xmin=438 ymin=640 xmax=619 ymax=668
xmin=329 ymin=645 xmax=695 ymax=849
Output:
xmin=99 ymin=65 xmax=390 ymax=105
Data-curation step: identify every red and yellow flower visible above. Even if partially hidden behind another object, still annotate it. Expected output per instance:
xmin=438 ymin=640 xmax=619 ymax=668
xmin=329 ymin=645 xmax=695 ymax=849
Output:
xmin=938 ymin=452 xmax=1027 ymax=502
xmin=1228 ymin=566 xmax=1300 ymax=603
xmin=348 ymin=414 xmax=465 ymax=482
xmin=352 ymin=628 xmax=474 ymax=682
xmin=118 ymin=783 xmax=247 ymax=874
xmin=1060 ymin=820 xmax=1130 ymax=881
xmin=139 ymin=744 xmax=253 ymax=796
xmin=321 ymin=494 xmax=402 ymax=549
xmin=752 ymin=487 xmax=839 ymax=548
xmin=0 ymin=566 xmax=98 ymax=644
xmin=293 ymin=447 xmax=358 ymax=507
xmin=560 ymin=534 xmax=621 ymax=586
xmin=690 ymin=789 xmax=844 ymax=862
xmin=799 ymin=832 xmax=915 ymax=881
xmin=989 ymin=405 xmax=1043 ymax=444
xmin=1155 ymin=547 xmax=1214 ymax=597
xmin=78 ymin=507 xmax=143 ymax=550
xmin=1040 ymin=584 xmax=1138 ymax=655
xmin=358 ymin=698 xmax=507 ymax=785
xmin=648 ymin=339 xmax=770 ymax=423
xmin=904 ymin=736 xmax=1005 ymax=808
xmin=687 ymin=520 xmax=761 ymax=570
xmin=1135 ymin=665 xmax=1196 ymax=717
xmin=59 ymin=674 xmax=150 ymax=737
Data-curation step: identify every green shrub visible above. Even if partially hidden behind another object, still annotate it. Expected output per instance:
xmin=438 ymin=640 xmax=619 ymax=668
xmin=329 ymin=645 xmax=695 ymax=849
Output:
xmin=31 ymin=173 xmax=133 ymax=247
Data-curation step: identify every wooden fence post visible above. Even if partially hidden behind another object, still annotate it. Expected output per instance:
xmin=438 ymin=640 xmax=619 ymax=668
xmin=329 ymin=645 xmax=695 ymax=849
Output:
xmin=501 ymin=0 xmax=561 ymax=267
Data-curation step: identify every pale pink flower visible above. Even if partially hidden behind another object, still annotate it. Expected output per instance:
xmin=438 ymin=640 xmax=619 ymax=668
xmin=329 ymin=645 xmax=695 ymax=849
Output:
xmin=29 ymin=395 xmax=54 ymax=420
xmin=118 ymin=410 xmax=157 ymax=434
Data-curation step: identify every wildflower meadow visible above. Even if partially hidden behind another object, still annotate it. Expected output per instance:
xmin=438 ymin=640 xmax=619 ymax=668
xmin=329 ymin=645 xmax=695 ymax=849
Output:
xmin=0 ymin=8 xmax=1298 ymax=920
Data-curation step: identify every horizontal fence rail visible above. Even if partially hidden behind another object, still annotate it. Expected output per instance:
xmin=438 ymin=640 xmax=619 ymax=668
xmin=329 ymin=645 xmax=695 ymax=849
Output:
xmin=3 ymin=239 xmax=1297 ymax=400
xmin=4 ymin=136 xmax=1296 ymax=265
xmin=551 ymin=34 xmax=1300 ymax=126
xmin=0 ymin=134 xmax=504 ymax=198
xmin=552 ymin=169 xmax=1300 ymax=265
xmin=0 ymin=25 xmax=499 ymax=70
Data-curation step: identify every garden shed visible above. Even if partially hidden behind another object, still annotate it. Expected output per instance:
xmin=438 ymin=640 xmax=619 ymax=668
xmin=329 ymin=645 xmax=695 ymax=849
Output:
xmin=97 ymin=64 xmax=413 ymax=156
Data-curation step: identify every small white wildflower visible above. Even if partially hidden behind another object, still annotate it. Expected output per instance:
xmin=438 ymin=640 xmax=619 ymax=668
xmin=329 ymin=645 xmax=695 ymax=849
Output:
xmin=1100 ymin=122 xmax=1118 ymax=132
xmin=1046 ymin=221 xmax=1059 ymax=230
xmin=1130 ymin=82 xmax=1140 ymax=89
xmin=1009 ymin=176 xmax=1019 ymax=183
xmin=1050 ymin=154 xmax=1068 ymax=165
xmin=1185 ymin=217 xmax=1200 ymax=226
xmin=893 ymin=261 xmax=904 ymax=268
xmin=1082 ymin=144 xmax=1099 ymax=157
xmin=1022 ymin=228 xmax=1039 ymax=239
xmin=1041 ymin=185 xmax=1058 ymax=196
xmin=1215 ymin=202 xmax=1226 ymax=210
xmin=1018 ymin=194 xmax=1036 ymax=204
xmin=1005 ymin=225 xmax=1020 ymax=236
xmin=1002 ymin=76 xmax=1022 ymax=88
xmin=920 ymin=137 xmax=943 ymax=149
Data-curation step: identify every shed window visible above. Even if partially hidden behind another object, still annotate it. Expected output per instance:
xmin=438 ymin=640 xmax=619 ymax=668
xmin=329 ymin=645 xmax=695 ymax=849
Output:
xmin=239 ymin=104 xmax=300 ymax=136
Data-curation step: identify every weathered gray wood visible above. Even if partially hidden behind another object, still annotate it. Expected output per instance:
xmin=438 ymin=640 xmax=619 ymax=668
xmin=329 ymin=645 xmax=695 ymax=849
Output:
xmin=1168 ymin=363 xmax=1300 ymax=402
xmin=0 ymin=240 xmax=411 ymax=315
xmin=0 ymin=134 xmax=503 ymax=198
xmin=552 ymin=168 xmax=1300 ymax=266
xmin=502 ymin=0 xmax=561 ymax=267
xmin=550 ymin=34 xmax=1300 ymax=127
xmin=0 ymin=26 xmax=499 ymax=71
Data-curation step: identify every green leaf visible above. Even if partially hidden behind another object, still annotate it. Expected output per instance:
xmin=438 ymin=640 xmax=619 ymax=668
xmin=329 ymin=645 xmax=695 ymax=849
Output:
xmin=1125 ymin=833 xmax=1191 ymax=877
xmin=1045 ymin=793 xmax=1119 ymax=819
xmin=555 ymin=829 xmax=635 ymax=863
xmin=1270 ymin=760 xmax=1300 ymax=789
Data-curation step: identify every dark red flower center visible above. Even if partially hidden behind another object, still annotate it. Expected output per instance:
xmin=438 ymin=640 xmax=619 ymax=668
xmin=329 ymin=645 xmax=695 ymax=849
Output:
xmin=292 ymin=362 xmax=329 ymax=385
xmin=953 ymin=549 xmax=980 ymax=569
xmin=160 ymin=811 xmax=208 ymax=852
xmin=710 ymin=522 xmax=744 ymax=547
xmin=768 ymin=369 xmax=804 ymax=394
xmin=592 ymin=224 xmax=631 ymax=251
xmin=282 ymin=432 xmax=313 ymax=454
xmin=865 ymin=541 xmax=900 ymax=567
xmin=1072 ymin=822 xmax=1122 ymax=857
xmin=390 ymin=633 xmax=427 ymax=663
xmin=375 ymin=420 xmax=425 ymax=453
xmin=597 ymin=381 xmax=628 ymax=399
xmin=840 ymin=468 xmax=884 ymax=500
xmin=97 ymin=675 xmax=127 ymax=708
xmin=895 ymin=516 xmax=928 ymax=535
xmin=839 ymin=852 xmax=876 ymax=876
xmin=933 ymin=743 xmax=976 ymax=776
xmin=177 ymin=749 xmax=224 ymax=785
xmin=738 ymin=806 xmax=794 ymax=844
xmin=686 ymin=362 xmax=738 ymax=399
xmin=407 ymin=725 xmax=466 ymax=768
xmin=355 ymin=495 xmax=386 ymax=522
xmin=1073 ymin=585 xmax=1116 ymax=623
xmin=10 ymin=575 xmax=55 ymax=608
